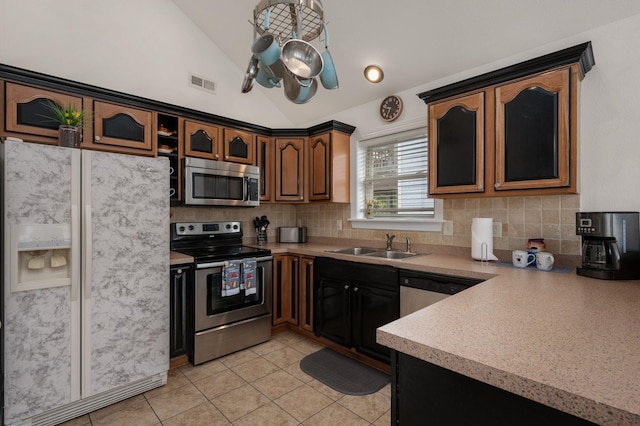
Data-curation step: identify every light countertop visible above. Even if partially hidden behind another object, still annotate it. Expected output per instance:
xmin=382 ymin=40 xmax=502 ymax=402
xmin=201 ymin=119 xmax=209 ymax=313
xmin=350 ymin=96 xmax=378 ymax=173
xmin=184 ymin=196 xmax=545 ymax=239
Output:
xmin=256 ymin=242 xmax=639 ymax=426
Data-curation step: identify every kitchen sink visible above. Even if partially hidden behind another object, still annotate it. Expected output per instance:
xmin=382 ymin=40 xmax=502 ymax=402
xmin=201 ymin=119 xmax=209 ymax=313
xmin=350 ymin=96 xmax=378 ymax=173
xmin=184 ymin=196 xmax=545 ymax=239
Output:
xmin=329 ymin=247 xmax=425 ymax=259
xmin=365 ymin=250 xmax=421 ymax=259
xmin=330 ymin=247 xmax=380 ymax=255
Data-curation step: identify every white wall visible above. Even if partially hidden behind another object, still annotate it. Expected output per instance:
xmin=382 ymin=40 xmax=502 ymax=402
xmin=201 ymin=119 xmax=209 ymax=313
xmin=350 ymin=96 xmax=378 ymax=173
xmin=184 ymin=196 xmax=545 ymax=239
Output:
xmin=0 ymin=0 xmax=293 ymax=128
xmin=313 ymin=14 xmax=640 ymax=213
xmin=2 ymin=2 xmax=639 ymax=212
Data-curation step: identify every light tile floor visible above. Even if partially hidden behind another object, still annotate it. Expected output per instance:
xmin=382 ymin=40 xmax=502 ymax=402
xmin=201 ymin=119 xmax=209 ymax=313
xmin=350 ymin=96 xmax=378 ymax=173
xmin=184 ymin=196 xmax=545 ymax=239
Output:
xmin=60 ymin=332 xmax=391 ymax=426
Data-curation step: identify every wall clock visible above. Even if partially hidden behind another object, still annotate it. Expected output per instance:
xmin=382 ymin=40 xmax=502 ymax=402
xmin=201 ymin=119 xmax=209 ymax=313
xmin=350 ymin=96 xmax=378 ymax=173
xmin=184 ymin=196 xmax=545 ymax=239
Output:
xmin=380 ymin=95 xmax=403 ymax=122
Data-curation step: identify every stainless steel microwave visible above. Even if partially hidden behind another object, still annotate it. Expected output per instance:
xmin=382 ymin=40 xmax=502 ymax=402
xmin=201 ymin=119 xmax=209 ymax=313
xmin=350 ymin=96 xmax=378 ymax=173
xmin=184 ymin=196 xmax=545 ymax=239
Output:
xmin=184 ymin=157 xmax=260 ymax=206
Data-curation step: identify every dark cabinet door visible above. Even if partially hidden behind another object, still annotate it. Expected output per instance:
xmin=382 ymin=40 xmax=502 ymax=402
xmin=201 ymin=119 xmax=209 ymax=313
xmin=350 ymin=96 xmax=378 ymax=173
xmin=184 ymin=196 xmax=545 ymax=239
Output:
xmin=495 ymin=68 xmax=570 ymax=190
xmin=256 ymin=136 xmax=273 ymax=202
xmin=170 ymin=265 xmax=193 ymax=359
xmin=223 ymin=128 xmax=255 ymax=164
xmin=92 ymin=101 xmax=153 ymax=152
xmin=184 ymin=120 xmax=221 ymax=160
xmin=352 ymin=282 xmax=399 ymax=363
xmin=272 ymin=255 xmax=299 ymax=326
xmin=299 ymin=256 xmax=314 ymax=332
xmin=428 ymin=92 xmax=485 ymax=194
xmin=315 ymin=275 xmax=351 ymax=347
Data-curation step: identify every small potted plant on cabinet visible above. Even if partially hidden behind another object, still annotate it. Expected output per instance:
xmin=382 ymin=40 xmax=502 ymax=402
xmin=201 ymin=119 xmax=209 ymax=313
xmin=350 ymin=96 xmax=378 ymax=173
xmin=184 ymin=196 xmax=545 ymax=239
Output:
xmin=45 ymin=101 xmax=88 ymax=148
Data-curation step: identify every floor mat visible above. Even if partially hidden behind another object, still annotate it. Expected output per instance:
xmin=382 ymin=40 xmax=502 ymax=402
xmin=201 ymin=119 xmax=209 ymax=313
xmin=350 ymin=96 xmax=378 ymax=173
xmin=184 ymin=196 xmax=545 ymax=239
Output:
xmin=300 ymin=348 xmax=390 ymax=395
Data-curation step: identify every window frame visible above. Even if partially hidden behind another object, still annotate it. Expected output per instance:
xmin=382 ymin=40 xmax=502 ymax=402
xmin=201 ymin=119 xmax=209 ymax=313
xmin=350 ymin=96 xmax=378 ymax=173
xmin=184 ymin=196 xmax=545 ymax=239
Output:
xmin=349 ymin=119 xmax=443 ymax=232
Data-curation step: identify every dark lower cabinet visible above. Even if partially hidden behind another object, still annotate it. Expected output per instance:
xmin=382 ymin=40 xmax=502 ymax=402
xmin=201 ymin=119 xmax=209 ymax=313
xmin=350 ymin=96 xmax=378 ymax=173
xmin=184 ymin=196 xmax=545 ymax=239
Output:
xmin=170 ymin=264 xmax=193 ymax=359
xmin=315 ymin=257 xmax=399 ymax=363
xmin=392 ymin=351 xmax=597 ymax=426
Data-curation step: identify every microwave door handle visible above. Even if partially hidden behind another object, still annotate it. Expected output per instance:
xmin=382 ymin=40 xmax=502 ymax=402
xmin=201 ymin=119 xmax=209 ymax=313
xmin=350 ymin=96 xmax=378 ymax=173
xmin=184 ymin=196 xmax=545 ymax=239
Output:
xmin=243 ymin=176 xmax=249 ymax=202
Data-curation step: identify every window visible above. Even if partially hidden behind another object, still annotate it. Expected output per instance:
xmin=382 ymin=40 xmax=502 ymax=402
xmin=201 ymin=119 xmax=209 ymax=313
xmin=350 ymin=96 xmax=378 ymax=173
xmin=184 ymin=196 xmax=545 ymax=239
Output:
xmin=351 ymin=126 xmax=442 ymax=231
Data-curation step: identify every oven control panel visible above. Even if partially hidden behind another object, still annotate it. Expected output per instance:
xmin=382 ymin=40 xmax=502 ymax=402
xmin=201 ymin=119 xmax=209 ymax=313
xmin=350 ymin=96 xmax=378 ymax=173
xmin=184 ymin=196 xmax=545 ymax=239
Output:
xmin=174 ymin=221 xmax=241 ymax=236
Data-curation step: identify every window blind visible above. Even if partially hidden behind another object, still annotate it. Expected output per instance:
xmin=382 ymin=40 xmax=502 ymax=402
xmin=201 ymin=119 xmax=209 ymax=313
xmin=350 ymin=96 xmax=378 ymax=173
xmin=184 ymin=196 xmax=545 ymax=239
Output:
xmin=358 ymin=129 xmax=434 ymax=217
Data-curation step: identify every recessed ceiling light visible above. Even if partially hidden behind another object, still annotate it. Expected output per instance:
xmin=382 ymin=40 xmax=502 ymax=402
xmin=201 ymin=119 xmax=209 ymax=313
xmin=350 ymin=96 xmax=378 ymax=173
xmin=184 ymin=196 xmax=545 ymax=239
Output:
xmin=364 ymin=65 xmax=384 ymax=83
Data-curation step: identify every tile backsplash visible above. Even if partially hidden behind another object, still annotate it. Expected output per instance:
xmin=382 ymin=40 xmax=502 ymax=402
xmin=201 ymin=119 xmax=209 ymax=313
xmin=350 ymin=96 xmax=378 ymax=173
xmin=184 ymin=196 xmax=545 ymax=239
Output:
xmin=171 ymin=194 xmax=581 ymax=260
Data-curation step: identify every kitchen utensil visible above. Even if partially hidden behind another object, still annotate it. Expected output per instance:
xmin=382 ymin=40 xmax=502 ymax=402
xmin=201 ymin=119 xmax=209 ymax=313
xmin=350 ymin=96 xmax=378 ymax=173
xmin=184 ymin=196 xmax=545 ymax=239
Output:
xmin=319 ymin=24 xmax=338 ymax=90
xmin=283 ymin=67 xmax=318 ymax=104
xmin=256 ymin=64 xmax=282 ymax=88
xmin=281 ymin=38 xmax=323 ymax=79
xmin=512 ymin=250 xmax=535 ymax=268
xmin=241 ymin=55 xmax=259 ymax=93
xmin=252 ymin=8 xmax=281 ymax=66
xmin=535 ymin=252 xmax=555 ymax=271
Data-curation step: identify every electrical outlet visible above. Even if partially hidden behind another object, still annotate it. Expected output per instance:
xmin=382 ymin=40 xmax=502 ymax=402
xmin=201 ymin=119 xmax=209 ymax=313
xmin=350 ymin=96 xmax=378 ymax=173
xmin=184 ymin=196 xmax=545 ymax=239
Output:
xmin=442 ymin=220 xmax=454 ymax=236
xmin=336 ymin=220 xmax=343 ymax=230
xmin=493 ymin=221 xmax=502 ymax=237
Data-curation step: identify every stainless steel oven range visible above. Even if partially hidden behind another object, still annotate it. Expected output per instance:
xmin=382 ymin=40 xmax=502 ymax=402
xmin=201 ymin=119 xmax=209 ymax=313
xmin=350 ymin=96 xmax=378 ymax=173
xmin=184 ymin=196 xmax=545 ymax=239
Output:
xmin=170 ymin=221 xmax=272 ymax=365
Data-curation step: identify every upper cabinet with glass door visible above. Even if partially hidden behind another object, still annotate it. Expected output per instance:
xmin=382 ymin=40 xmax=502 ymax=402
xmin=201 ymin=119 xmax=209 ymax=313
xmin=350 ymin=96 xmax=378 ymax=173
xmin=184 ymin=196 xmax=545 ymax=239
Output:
xmin=419 ymin=42 xmax=594 ymax=198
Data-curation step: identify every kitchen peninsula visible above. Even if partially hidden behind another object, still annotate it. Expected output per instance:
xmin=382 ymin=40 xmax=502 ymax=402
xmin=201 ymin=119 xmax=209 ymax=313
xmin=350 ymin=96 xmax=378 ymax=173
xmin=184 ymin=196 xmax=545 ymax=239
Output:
xmin=260 ymin=242 xmax=639 ymax=426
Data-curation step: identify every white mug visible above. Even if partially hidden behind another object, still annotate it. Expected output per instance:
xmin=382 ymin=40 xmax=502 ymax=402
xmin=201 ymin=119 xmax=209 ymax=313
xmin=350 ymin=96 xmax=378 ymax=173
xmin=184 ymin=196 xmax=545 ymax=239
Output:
xmin=169 ymin=188 xmax=176 ymax=197
xmin=512 ymin=250 xmax=535 ymax=268
xmin=536 ymin=252 xmax=555 ymax=271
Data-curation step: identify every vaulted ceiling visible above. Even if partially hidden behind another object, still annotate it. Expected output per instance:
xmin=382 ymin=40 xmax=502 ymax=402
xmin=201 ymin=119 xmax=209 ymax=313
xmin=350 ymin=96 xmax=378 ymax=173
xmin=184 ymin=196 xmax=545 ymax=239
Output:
xmin=173 ymin=0 xmax=640 ymax=125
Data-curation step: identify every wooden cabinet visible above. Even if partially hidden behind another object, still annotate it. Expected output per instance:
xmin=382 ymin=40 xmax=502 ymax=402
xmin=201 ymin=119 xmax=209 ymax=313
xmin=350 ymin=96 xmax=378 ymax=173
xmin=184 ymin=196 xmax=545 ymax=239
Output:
xmin=308 ymin=131 xmax=351 ymax=202
xmin=222 ymin=128 xmax=255 ymax=164
xmin=184 ymin=119 xmax=221 ymax=160
xmin=420 ymin=42 xmax=594 ymax=198
xmin=299 ymin=256 xmax=315 ymax=332
xmin=272 ymin=254 xmax=314 ymax=334
xmin=256 ymin=135 xmax=273 ymax=202
xmin=170 ymin=264 xmax=192 ymax=367
xmin=315 ymin=258 xmax=399 ymax=363
xmin=91 ymin=100 xmax=153 ymax=154
xmin=495 ymin=69 xmax=571 ymax=191
xmin=272 ymin=255 xmax=299 ymax=326
xmin=3 ymin=81 xmax=84 ymax=143
xmin=428 ymin=92 xmax=485 ymax=195
xmin=275 ymin=137 xmax=306 ymax=202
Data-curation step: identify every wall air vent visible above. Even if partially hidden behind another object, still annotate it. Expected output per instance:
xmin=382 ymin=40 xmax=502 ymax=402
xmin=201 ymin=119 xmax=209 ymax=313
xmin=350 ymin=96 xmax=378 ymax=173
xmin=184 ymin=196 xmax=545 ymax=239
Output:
xmin=189 ymin=73 xmax=216 ymax=94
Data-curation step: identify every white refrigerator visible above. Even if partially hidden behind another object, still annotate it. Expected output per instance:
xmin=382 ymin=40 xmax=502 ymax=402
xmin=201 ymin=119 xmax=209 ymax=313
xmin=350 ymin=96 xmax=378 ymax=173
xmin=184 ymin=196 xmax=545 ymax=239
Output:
xmin=2 ymin=139 xmax=169 ymax=425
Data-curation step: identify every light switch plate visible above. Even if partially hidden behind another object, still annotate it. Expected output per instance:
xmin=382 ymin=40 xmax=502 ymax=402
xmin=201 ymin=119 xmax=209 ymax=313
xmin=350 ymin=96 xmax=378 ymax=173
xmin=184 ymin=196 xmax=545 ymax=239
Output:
xmin=493 ymin=221 xmax=502 ymax=237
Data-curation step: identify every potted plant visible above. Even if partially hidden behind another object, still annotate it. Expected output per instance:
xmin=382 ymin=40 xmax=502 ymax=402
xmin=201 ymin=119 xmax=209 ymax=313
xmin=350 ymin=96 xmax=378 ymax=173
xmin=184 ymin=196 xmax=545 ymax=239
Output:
xmin=45 ymin=101 xmax=88 ymax=148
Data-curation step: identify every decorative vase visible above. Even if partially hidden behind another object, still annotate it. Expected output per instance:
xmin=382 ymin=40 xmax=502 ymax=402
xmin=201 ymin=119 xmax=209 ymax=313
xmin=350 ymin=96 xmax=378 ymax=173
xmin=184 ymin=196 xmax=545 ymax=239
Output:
xmin=366 ymin=205 xmax=374 ymax=219
xmin=58 ymin=125 xmax=81 ymax=148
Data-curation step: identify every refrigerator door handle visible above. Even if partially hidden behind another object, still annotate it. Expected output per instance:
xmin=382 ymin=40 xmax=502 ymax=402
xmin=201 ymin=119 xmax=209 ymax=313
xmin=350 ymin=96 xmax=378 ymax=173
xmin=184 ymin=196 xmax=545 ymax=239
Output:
xmin=83 ymin=204 xmax=93 ymax=301
xmin=71 ymin=204 xmax=81 ymax=302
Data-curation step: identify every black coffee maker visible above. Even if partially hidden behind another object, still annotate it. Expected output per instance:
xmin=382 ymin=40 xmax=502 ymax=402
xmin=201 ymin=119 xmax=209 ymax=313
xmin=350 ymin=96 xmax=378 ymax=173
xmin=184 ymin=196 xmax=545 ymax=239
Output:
xmin=576 ymin=212 xmax=640 ymax=280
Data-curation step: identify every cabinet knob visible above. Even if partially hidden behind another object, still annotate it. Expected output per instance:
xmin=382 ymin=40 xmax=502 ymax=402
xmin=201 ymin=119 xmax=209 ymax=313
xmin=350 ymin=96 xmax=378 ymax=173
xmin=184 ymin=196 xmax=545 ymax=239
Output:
xmin=95 ymin=136 xmax=101 ymax=141
xmin=494 ymin=183 xmax=500 ymax=188
xmin=354 ymin=287 xmax=359 ymax=292
xmin=300 ymin=196 xmax=304 ymax=200
xmin=225 ymin=155 xmax=229 ymax=160
xmin=478 ymin=184 xmax=484 ymax=190
xmin=177 ymin=268 xmax=182 ymax=274
xmin=308 ymin=262 xmax=313 ymax=265
xmin=344 ymin=285 xmax=349 ymax=290
xmin=215 ymin=154 xmax=219 ymax=159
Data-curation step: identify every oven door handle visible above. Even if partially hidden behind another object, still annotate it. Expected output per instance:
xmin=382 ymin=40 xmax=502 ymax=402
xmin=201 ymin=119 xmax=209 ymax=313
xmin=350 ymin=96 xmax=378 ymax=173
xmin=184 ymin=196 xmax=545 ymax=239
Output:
xmin=196 ymin=255 xmax=273 ymax=269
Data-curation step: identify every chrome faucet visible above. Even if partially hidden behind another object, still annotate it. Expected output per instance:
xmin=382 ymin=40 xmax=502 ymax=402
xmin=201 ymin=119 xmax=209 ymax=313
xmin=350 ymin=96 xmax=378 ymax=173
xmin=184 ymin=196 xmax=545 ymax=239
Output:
xmin=406 ymin=237 xmax=411 ymax=253
xmin=385 ymin=233 xmax=396 ymax=250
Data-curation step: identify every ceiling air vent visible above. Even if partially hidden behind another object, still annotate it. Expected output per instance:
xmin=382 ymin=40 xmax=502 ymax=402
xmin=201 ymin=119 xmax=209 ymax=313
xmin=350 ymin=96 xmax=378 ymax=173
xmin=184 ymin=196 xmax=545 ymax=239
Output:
xmin=189 ymin=73 xmax=216 ymax=94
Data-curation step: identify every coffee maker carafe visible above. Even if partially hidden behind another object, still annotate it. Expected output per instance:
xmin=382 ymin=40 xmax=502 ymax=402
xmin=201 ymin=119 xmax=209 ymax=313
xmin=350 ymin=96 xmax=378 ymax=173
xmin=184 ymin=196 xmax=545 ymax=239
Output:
xmin=576 ymin=212 xmax=640 ymax=280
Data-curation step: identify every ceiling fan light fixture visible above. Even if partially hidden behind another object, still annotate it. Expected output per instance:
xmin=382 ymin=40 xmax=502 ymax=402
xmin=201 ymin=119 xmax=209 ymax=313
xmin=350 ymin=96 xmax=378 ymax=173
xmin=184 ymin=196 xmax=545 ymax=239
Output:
xmin=364 ymin=65 xmax=384 ymax=83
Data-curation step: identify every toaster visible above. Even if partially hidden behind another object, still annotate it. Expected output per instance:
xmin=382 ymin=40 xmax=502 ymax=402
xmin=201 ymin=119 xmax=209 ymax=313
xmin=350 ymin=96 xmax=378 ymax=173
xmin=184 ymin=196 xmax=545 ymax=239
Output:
xmin=278 ymin=227 xmax=307 ymax=243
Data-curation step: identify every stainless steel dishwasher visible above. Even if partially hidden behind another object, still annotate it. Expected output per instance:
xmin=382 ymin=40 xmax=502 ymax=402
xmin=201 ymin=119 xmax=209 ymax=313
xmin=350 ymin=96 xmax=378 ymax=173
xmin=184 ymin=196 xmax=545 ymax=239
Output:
xmin=399 ymin=269 xmax=483 ymax=316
